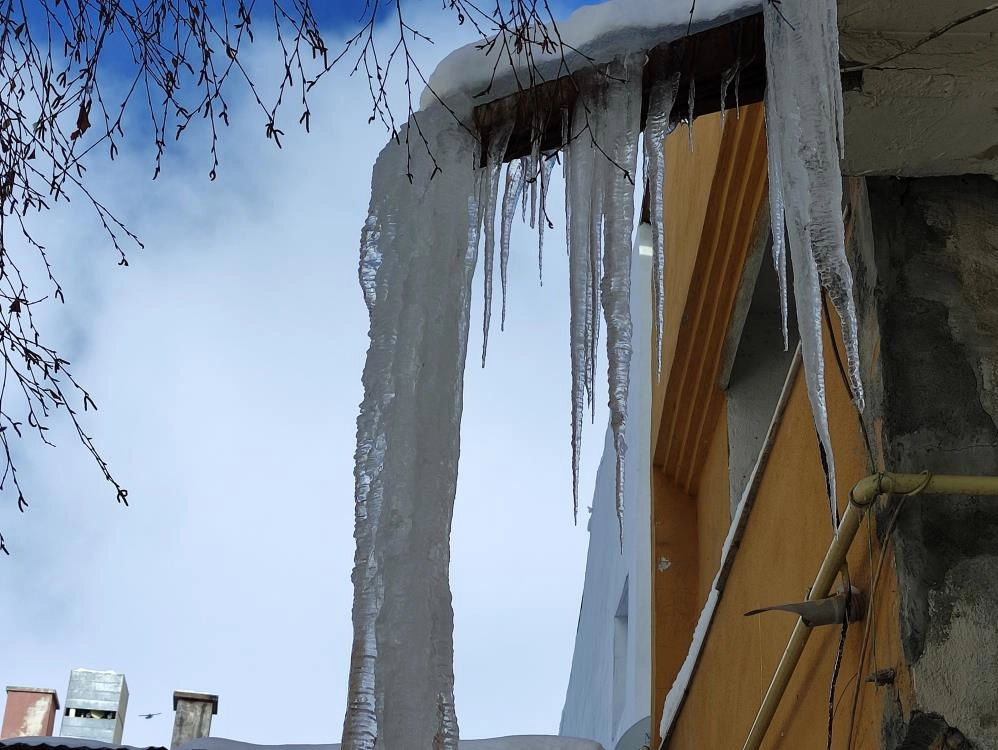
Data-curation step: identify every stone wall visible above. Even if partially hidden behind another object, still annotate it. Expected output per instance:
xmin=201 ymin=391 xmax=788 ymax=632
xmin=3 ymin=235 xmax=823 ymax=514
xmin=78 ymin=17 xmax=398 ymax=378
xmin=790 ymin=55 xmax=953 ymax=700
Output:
xmin=863 ymin=175 xmax=998 ymax=748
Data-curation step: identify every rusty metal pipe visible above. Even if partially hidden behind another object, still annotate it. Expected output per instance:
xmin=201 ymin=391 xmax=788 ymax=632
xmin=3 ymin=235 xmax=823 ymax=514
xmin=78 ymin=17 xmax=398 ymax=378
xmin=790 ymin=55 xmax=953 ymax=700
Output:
xmin=740 ymin=472 xmax=998 ymax=750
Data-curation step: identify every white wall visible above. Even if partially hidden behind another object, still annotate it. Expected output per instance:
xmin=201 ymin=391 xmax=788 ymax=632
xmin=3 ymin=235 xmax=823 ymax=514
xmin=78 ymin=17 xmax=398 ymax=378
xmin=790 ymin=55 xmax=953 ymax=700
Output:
xmin=559 ymin=225 xmax=653 ymax=750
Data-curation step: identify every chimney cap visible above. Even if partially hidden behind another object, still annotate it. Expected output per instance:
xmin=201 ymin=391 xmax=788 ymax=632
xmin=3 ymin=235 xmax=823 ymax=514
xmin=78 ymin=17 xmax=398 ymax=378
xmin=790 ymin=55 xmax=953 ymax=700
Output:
xmin=4 ymin=688 xmax=60 ymax=710
xmin=172 ymin=692 xmax=218 ymax=715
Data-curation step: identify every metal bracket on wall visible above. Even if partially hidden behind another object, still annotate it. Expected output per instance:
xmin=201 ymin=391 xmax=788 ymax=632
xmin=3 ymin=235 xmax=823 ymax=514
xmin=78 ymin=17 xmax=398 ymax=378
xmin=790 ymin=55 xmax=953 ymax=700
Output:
xmin=743 ymin=585 xmax=865 ymax=627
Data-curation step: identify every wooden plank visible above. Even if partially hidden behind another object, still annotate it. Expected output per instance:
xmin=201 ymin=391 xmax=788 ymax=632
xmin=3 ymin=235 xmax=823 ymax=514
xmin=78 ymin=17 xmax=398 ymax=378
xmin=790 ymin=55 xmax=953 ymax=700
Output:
xmin=472 ymin=13 xmax=766 ymax=170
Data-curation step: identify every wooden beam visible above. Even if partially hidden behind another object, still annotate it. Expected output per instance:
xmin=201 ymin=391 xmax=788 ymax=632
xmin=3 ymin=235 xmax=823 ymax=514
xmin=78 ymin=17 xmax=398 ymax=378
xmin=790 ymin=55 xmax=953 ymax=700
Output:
xmin=472 ymin=13 xmax=766 ymax=168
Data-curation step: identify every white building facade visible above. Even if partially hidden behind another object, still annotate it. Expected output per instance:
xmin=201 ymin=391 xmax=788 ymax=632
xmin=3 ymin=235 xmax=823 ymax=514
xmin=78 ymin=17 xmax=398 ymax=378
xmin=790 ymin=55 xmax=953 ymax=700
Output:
xmin=560 ymin=226 xmax=653 ymax=750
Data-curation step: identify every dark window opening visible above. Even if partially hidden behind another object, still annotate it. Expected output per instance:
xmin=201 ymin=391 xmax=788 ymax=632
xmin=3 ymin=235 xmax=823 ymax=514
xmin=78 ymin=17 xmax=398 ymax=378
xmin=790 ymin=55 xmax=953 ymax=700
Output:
xmin=724 ymin=240 xmax=799 ymax=518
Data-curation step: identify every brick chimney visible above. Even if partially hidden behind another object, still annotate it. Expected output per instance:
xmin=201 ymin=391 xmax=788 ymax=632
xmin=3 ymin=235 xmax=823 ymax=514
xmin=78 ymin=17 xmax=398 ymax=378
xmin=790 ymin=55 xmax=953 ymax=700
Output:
xmin=2 ymin=687 xmax=60 ymax=739
xmin=171 ymin=691 xmax=218 ymax=749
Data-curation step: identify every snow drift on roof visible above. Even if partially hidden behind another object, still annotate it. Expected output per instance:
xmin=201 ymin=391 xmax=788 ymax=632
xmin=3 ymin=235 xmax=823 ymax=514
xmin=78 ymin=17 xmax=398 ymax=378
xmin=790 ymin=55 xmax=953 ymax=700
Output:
xmin=0 ymin=739 xmax=163 ymax=750
xmin=1 ymin=737 xmax=603 ymax=750
xmin=422 ymin=0 xmax=761 ymax=113
xmin=177 ymin=737 xmax=604 ymax=750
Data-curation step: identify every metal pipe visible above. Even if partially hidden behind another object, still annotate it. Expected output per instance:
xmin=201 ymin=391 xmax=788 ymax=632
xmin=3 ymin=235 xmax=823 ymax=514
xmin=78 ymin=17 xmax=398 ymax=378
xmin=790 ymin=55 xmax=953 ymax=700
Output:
xmin=740 ymin=472 xmax=998 ymax=750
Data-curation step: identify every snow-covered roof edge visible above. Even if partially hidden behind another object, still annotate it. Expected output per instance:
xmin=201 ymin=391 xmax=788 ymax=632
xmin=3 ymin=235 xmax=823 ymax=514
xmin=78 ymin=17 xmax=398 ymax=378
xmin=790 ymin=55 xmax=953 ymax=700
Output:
xmin=0 ymin=737 xmax=605 ymax=750
xmin=179 ymin=738 xmax=604 ymax=750
xmin=421 ymin=0 xmax=762 ymax=115
xmin=0 ymin=739 xmax=164 ymax=750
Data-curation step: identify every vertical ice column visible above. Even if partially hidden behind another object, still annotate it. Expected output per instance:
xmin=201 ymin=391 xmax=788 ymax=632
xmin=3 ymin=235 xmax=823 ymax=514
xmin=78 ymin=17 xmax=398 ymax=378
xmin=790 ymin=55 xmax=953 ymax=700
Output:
xmin=564 ymin=57 xmax=642 ymax=529
xmin=343 ymin=105 xmax=479 ymax=750
xmin=500 ymin=159 xmax=526 ymax=327
xmin=763 ymin=0 xmax=864 ymax=526
xmin=481 ymin=121 xmax=514 ymax=364
xmin=644 ymin=72 xmax=680 ymax=380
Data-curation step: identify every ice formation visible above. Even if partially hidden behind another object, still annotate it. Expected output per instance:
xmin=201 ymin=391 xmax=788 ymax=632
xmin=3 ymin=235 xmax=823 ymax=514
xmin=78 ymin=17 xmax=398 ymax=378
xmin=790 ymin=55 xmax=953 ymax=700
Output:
xmin=424 ymin=0 xmax=759 ymax=115
xmin=348 ymin=0 xmax=869 ymax=744
xmin=481 ymin=122 xmax=515 ymax=364
xmin=762 ymin=0 xmax=865 ymax=527
xmin=598 ymin=60 xmax=642 ymax=532
xmin=348 ymin=58 xmax=649 ymax=746
xmin=537 ymin=154 xmax=557 ymax=285
xmin=344 ymin=106 xmax=479 ymax=749
xmin=500 ymin=159 xmax=526 ymax=327
xmin=643 ymin=73 xmax=680 ymax=380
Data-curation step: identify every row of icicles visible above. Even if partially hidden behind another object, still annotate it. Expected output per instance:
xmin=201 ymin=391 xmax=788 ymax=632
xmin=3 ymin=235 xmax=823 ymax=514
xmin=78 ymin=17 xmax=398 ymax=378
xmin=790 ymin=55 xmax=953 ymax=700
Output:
xmin=472 ymin=6 xmax=864 ymax=540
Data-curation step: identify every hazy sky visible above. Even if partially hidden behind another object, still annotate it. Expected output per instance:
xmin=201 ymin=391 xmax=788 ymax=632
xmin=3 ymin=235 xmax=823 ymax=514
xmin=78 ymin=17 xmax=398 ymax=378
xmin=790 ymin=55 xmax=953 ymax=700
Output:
xmin=0 ymin=2 xmax=612 ymax=746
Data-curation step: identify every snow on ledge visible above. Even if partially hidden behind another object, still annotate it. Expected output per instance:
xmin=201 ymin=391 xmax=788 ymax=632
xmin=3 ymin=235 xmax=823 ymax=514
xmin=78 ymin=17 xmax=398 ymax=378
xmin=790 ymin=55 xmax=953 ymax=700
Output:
xmin=176 ymin=738 xmax=604 ymax=750
xmin=421 ymin=0 xmax=761 ymax=114
xmin=2 ymin=737 xmax=604 ymax=750
xmin=0 ymin=740 xmax=163 ymax=750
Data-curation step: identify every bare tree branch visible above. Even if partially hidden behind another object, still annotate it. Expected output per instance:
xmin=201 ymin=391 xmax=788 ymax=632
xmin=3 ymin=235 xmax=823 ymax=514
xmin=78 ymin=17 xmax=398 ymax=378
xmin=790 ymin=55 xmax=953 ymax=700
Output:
xmin=0 ymin=0 xmax=587 ymax=550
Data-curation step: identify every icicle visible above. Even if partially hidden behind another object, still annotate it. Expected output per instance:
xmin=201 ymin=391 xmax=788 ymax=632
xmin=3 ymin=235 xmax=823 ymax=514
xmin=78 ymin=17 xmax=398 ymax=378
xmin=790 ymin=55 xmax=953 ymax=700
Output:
xmin=734 ymin=65 xmax=742 ymax=118
xmin=719 ymin=60 xmax=739 ymax=130
xmin=764 ymin=83 xmax=790 ymax=352
xmin=345 ymin=104 xmax=478 ymax=750
xmin=561 ymin=107 xmax=571 ymax=181
xmin=564 ymin=104 xmax=593 ymax=522
xmin=359 ymin=214 xmax=385 ymax=313
xmin=644 ymin=72 xmax=680 ymax=381
xmin=519 ymin=156 xmax=529 ymax=224
xmin=529 ymin=114 xmax=542 ymax=229
xmin=480 ymin=121 xmax=514 ymax=366
xmin=537 ymin=153 xmax=556 ymax=286
xmin=564 ymin=58 xmax=642 ymax=530
xmin=500 ymin=160 xmax=526 ymax=329
xmin=588 ymin=157 xmax=604 ymax=415
xmin=686 ymin=75 xmax=696 ymax=151
xmin=598 ymin=56 xmax=642 ymax=537
xmin=764 ymin=0 xmax=865 ymax=528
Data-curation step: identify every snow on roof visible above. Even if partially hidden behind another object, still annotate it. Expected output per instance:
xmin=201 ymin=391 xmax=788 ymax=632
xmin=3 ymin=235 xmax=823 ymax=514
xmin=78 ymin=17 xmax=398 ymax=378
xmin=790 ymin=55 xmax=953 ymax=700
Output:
xmin=176 ymin=737 xmax=604 ymax=750
xmin=422 ymin=0 xmax=760 ymax=113
xmin=1 ymin=737 xmax=604 ymax=750
xmin=0 ymin=738 xmax=164 ymax=750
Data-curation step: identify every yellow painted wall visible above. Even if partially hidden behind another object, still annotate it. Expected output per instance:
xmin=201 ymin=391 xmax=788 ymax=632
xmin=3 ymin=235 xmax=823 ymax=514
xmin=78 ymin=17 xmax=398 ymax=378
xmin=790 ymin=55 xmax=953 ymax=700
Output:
xmin=652 ymin=114 xmax=726 ymax=455
xmin=650 ymin=104 xmax=913 ymax=749
xmin=695 ymin=412 xmax=731 ymax=605
xmin=652 ymin=467 xmax=700 ymax=731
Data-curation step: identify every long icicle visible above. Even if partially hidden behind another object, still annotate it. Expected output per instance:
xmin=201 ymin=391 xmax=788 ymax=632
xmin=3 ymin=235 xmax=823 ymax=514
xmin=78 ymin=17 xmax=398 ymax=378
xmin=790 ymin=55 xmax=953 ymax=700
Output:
xmin=764 ymin=82 xmax=790 ymax=351
xmin=345 ymin=105 xmax=479 ymax=750
xmin=537 ymin=153 xmax=557 ymax=286
xmin=500 ymin=159 xmax=526 ymax=329
xmin=644 ymin=72 xmax=680 ymax=380
xmin=598 ymin=56 xmax=643 ymax=539
xmin=764 ymin=0 xmax=865 ymax=529
xmin=564 ymin=103 xmax=594 ymax=522
xmin=481 ymin=121 xmax=514 ymax=366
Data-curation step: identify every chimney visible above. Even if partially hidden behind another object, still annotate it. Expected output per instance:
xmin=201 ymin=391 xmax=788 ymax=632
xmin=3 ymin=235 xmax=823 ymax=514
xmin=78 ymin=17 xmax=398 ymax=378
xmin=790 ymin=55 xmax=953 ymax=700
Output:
xmin=2 ymin=687 xmax=60 ymax=739
xmin=171 ymin=691 xmax=218 ymax=749
xmin=60 ymin=669 xmax=128 ymax=744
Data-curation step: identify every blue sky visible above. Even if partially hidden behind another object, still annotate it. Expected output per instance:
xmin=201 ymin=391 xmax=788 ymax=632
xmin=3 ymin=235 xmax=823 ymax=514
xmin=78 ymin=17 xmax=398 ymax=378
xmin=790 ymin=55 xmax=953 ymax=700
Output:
xmin=0 ymin=1 xmax=609 ymax=747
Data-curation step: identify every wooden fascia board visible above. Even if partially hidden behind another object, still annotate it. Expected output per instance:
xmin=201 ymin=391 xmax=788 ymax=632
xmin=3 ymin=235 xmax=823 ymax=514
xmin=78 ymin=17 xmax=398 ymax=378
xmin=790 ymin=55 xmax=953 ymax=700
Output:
xmin=652 ymin=104 xmax=769 ymax=493
xmin=471 ymin=13 xmax=766 ymax=168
